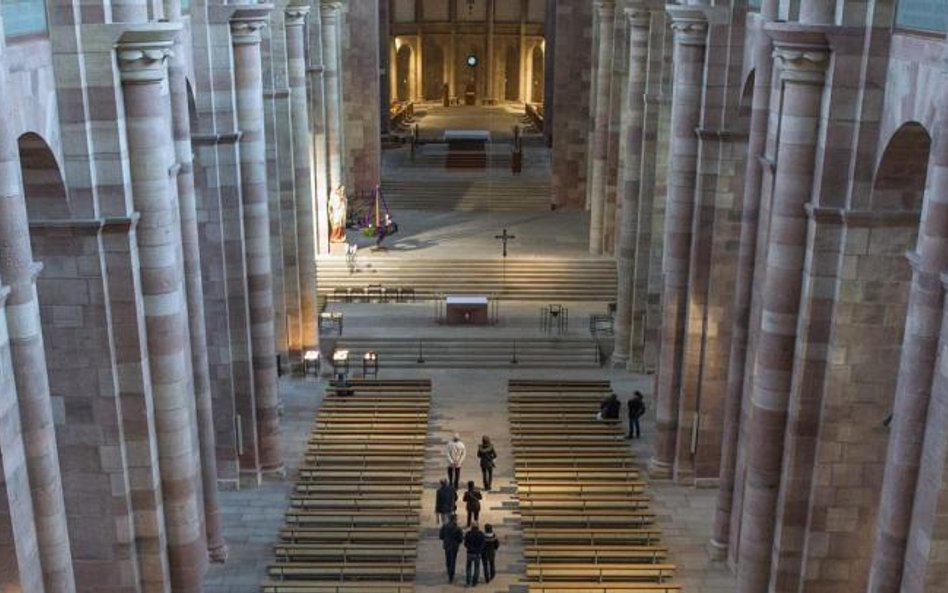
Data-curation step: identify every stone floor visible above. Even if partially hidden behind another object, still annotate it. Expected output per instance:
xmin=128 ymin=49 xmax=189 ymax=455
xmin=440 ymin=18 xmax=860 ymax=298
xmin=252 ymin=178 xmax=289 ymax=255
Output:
xmin=203 ymin=367 xmax=737 ymax=593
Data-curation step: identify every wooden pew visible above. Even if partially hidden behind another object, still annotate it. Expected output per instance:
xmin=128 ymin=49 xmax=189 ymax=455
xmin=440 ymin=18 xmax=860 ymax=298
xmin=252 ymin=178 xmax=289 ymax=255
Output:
xmin=524 ymin=545 xmax=668 ymax=564
xmin=279 ymin=527 xmax=418 ymax=544
xmin=267 ymin=562 xmax=415 ymax=581
xmin=261 ymin=582 xmax=414 ymax=593
xmin=521 ymin=528 xmax=664 ymax=546
xmin=527 ymin=585 xmax=681 ymax=593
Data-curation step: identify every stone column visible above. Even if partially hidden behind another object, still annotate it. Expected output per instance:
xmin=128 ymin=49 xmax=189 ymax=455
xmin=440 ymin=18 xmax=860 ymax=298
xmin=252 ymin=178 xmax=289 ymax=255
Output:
xmin=307 ymin=1 xmax=331 ymax=255
xmin=588 ymin=0 xmax=616 ymax=254
xmin=287 ymin=4 xmax=318 ymax=353
xmin=486 ymin=0 xmax=495 ymax=103
xmin=649 ymin=5 xmax=707 ymax=479
xmin=116 ymin=31 xmax=207 ymax=592
xmin=711 ymin=0 xmax=778 ymax=556
xmin=868 ymin=113 xmax=948 ymax=593
xmin=612 ymin=6 xmax=651 ymax=368
xmin=734 ymin=27 xmax=829 ymax=593
xmin=0 ymin=23 xmax=74 ymax=593
xmin=321 ymin=1 xmax=346 ymax=194
xmin=165 ymin=0 xmax=227 ymax=562
xmin=230 ymin=8 xmax=284 ymax=477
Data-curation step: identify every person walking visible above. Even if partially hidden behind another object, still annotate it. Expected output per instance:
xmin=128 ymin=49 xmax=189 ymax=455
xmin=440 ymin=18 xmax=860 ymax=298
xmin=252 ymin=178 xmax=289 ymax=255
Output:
xmin=463 ymin=521 xmax=486 ymax=587
xmin=627 ymin=391 xmax=646 ymax=439
xmin=477 ymin=435 xmax=497 ymax=491
xmin=446 ymin=432 xmax=466 ymax=489
xmin=439 ymin=513 xmax=464 ymax=583
xmin=462 ymin=480 xmax=482 ymax=527
xmin=435 ymin=478 xmax=457 ymax=524
xmin=481 ymin=523 xmax=499 ymax=584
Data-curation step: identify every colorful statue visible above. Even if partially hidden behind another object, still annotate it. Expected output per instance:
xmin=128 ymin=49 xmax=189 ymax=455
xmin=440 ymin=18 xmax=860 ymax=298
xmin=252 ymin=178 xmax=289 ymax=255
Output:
xmin=329 ymin=185 xmax=348 ymax=243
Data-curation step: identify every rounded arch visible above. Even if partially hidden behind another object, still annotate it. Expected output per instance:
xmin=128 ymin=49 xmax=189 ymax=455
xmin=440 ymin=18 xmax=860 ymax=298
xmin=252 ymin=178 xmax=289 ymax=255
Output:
xmin=871 ymin=121 xmax=932 ymax=212
xmin=739 ymin=70 xmax=754 ymax=111
xmin=530 ymin=44 xmax=545 ymax=103
xmin=186 ymin=77 xmax=199 ymax=126
xmin=395 ymin=44 xmax=413 ymax=101
xmin=18 ymin=132 xmax=68 ymax=220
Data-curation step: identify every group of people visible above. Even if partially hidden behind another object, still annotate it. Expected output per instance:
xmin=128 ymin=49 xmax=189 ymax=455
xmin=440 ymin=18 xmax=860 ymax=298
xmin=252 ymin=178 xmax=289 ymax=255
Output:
xmin=437 ymin=434 xmax=500 ymax=587
xmin=599 ymin=390 xmax=646 ymax=439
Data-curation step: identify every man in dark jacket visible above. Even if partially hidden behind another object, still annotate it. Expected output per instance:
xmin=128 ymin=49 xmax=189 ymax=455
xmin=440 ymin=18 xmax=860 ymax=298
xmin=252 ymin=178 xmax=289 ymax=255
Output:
xmin=627 ymin=391 xmax=646 ymax=439
xmin=599 ymin=392 xmax=620 ymax=420
xmin=463 ymin=522 xmax=486 ymax=586
xmin=435 ymin=478 xmax=457 ymax=524
xmin=439 ymin=514 xmax=464 ymax=583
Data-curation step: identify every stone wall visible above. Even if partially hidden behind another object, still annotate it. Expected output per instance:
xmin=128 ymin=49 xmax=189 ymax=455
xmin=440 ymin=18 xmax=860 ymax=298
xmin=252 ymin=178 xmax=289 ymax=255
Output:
xmin=342 ymin=0 xmax=381 ymax=194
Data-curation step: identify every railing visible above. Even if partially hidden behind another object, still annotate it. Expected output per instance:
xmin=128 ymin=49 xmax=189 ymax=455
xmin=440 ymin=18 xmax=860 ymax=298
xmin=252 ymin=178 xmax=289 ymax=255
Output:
xmin=525 ymin=103 xmax=544 ymax=131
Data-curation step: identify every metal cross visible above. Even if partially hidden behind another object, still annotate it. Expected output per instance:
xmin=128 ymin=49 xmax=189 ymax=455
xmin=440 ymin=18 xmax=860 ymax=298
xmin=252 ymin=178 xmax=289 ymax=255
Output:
xmin=494 ymin=228 xmax=516 ymax=258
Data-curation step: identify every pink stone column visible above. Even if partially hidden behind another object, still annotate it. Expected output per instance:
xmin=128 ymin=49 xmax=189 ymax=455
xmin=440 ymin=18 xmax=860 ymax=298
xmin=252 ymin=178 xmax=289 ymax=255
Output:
xmin=587 ymin=0 xmax=615 ymax=255
xmin=308 ymin=1 xmax=331 ymax=255
xmin=165 ymin=0 xmax=228 ymax=562
xmin=711 ymin=0 xmax=778 ymax=556
xmin=649 ymin=5 xmax=707 ymax=479
xmin=231 ymin=8 xmax=284 ymax=477
xmin=0 ymin=25 xmax=76 ymax=593
xmin=286 ymin=4 xmax=319 ymax=354
xmin=734 ymin=26 xmax=829 ymax=593
xmin=867 ymin=113 xmax=948 ymax=593
xmin=116 ymin=31 xmax=208 ymax=592
xmin=321 ymin=1 xmax=346 ymax=194
xmin=612 ymin=7 xmax=651 ymax=368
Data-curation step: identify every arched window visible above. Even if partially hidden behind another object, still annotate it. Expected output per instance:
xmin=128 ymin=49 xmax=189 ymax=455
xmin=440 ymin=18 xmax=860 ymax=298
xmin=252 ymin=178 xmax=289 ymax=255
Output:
xmin=896 ymin=0 xmax=948 ymax=33
xmin=1 ymin=0 xmax=48 ymax=37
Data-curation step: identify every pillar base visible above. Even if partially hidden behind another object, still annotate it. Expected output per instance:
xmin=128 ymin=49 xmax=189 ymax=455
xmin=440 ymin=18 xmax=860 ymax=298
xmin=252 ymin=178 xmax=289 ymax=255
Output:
xmin=708 ymin=538 xmax=728 ymax=561
xmin=648 ymin=457 xmax=673 ymax=479
xmin=208 ymin=541 xmax=229 ymax=564
xmin=239 ymin=470 xmax=263 ymax=489
xmin=262 ymin=464 xmax=287 ymax=480
xmin=610 ymin=352 xmax=630 ymax=369
xmin=217 ymin=478 xmax=240 ymax=492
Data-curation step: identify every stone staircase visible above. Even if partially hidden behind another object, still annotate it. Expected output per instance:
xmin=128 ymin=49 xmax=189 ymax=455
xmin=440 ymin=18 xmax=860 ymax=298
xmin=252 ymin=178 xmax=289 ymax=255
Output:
xmin=330 ymin=337 xmax=603 ymax=369
xmin=316 ymin=258 xmax=617 ymax=302
xmin=382 ymin=178 xmax=551 ymax=211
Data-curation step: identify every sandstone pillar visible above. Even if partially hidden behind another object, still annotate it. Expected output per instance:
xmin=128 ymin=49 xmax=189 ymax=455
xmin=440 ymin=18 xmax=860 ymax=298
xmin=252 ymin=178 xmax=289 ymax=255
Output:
xmin=486 ymin=0 xmax=495 ymax=103
xmin=734 ymin=27 xmax=829 ymax=593
xmin=286 ymin=4 xmax=318 ymax=353
xmin=165 ymin=0 xmax=227 ymax=562
xmin=230 ymin=8 xmax=284 ymax=476
xmin=307 ymin=2 xmax=331 ymax=254
xmin=587 ymin=0 xmax=615 ymax=254
xmin=711 ymin=0 xmax=778 ymax=555
xmin=116 ymin=31 xmax=208 ymax=591
xmin=321 ymin=1 xmax=346 ymax=194
xmin=649 ymin=5 xmax=707 ymax=479
xmin=0 ymin=23 xmax=73 ymax=593
xmin=612 ymin=7 xmax=651 ymax=368
xmin=868 ymin=113 xmax=948 ymax=593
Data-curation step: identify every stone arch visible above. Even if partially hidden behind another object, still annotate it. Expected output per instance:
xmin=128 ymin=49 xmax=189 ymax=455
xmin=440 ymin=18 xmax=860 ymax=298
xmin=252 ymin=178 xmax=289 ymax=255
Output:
xmin=504 ymin=44 xmax=520 ymax=101
xmin=17 ymin=132 xmax=67 ymax=220
xmin=739 ymin=70 xmax=754 ymax=114
xmin=531 ymin=44 xmax=544 ymax=103
xmin=422 ymin=39 xmax=444 ymax=100
xmin=870 ymin=121 xmax=931 ymax=211
xmin=395 ymin=44 xmax=413 ymax=101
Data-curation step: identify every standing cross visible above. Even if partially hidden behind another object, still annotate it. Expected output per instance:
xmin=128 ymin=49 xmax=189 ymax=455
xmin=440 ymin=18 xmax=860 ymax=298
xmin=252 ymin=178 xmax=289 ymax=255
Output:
xmin=494 ymin=228 xmax=516 ymax=258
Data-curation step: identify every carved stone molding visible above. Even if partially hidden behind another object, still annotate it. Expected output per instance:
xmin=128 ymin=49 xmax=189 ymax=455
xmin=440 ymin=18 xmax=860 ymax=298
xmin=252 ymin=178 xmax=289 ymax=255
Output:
xmin=320 ymin=0 xmax=345 ymax=20
xmin=666 ymin=6 xmax=708 ymax=47
xmin=625 ymin=7 xmax=651 ymax=29
xmin=285 ymin=4 xmax=311 ymax=27
xmin=115 ymin=31 xmax=176 ymax=84
xmin=231 ymin=6 xmax=273 ymax=46
xmin=595 ymin=0 xmax=616 ymax=19
xmin=772 ymin=45 xmax=830 ymax=83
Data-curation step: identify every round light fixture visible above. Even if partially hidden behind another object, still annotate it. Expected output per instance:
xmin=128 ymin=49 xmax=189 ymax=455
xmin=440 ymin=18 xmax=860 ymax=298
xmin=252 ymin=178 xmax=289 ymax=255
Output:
xmin=466 ymin=54 xmax=478 ymax=68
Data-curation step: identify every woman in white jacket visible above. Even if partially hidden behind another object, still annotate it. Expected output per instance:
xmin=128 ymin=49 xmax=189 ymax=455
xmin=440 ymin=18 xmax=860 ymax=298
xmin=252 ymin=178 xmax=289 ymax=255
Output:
xmin=446 ymin=433 xmax=466 ymax=489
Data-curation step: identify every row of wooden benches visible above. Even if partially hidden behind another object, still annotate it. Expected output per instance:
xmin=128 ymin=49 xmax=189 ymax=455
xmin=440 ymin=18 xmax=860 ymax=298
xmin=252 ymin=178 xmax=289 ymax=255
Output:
xmin=261 ymin=381 xmax=432 ymax=592
xmin=509 ymin=381 xmax=678 ymax=593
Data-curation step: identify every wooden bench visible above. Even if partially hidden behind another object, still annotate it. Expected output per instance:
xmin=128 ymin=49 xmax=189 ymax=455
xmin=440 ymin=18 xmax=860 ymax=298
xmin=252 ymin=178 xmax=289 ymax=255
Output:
xmin=522 ymin=528 xmax=664 ymax=546
xmin=516 ymin=485 xmax=647 ymax=497
xmin=261 ymin=582 xmax=414 ymax=593
xmin=527 ymin=585 xmax=681 ymax=593
xmin=520 ymin=514 xmax=656 ymax=529
xmin=524 ymin=545 xmax=668 ymax=564
xmin=279 ymin=527 xmax=418 ymax=544
xmin=273 ymin=543 xmax=417 ymax=563
xmin=267 ymin=562 xmax=414 ymax=580
xmin=518 ymin=499 xmax=651 ymax=512
xmin=526 ymin=563 xmax=676 ymax=583
xmin=283 ymin=512 xmax=419 ymax=527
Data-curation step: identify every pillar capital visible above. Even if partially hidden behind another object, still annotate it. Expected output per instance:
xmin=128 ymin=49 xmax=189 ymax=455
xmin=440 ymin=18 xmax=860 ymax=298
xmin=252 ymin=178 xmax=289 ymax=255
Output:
xmin=666 ymin=5 xmax=707 ymax=46
xmin=115 ymin=30 xmax=177 ymax=84
xmin=595 ymin=0 xmax=616 ymax=19
xmin=625 ymin=7 xmax=651 ymax=28
xmin=320 ymin=0 xmax=345 ymax=17
xmin=766 ymin=23 xmax=830 ymax=84
xmin=285 ymin=4 xmax=311 ymax=26
xmin=231 ymin=5 xmax=273 ymax=45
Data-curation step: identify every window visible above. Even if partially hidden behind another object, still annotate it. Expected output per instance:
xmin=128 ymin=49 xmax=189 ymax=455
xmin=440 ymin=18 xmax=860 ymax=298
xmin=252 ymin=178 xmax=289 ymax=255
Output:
xmin=896 ymin=0 xmax=948 ymax=33
xmin=1 ymin=0 xmax=48 ymax=37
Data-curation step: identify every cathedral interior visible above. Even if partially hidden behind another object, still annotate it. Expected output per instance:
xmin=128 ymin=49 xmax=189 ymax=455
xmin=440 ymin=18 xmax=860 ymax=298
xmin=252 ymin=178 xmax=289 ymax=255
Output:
xmin=0 ymin=0 xmax=946 ymax=592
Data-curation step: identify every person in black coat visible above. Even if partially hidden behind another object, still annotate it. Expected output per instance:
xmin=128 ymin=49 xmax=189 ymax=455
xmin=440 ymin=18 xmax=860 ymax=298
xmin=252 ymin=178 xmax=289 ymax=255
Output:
xmin=439 ymin=514 xmax=464 ymax=583
xmin=464 ymin=522 xmax=486 ymax=586
xmin=627 ymin=391 xmax=646 ymax=439
xmin=476 ymin=435 xmax=497 ymax=491
xmin=481 ymin=523 xmax=500 ymax=583
xmin=599 ymin=392 xmax=620 ymax=420
xmin=462 ymin=480 xmax=482 ymax=527
xmin=435 ymin=478 xmax=457 ymax=524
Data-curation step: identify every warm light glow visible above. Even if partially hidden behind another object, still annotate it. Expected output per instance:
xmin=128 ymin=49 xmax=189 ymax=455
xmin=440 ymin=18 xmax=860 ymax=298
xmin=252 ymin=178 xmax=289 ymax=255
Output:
xmin=332 ymin=350 xmax=349 ymax=362
xmin=364 ymin=351 xmax=377 ymax=361
xmin=303 ymin=350 xmax=319 ymax=361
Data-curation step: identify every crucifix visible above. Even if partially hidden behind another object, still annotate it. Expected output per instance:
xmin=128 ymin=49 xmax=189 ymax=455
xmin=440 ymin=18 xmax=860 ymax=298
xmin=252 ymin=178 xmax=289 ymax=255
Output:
xmin=494 ymin=228 xmax=516 ymax=258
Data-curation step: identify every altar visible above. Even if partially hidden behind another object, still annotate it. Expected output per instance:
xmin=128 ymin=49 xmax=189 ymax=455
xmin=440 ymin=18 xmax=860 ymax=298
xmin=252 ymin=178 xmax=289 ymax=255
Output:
xmin=444 ymin=130 xmax=489 ymax=169
xmin=444 ymin=295 xmax=490 ymax=325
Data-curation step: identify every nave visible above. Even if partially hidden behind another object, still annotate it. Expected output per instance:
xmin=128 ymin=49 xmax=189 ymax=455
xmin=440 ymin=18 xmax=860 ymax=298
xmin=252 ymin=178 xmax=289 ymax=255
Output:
xmin=204 ymin=369 xmax=735 ymax=593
